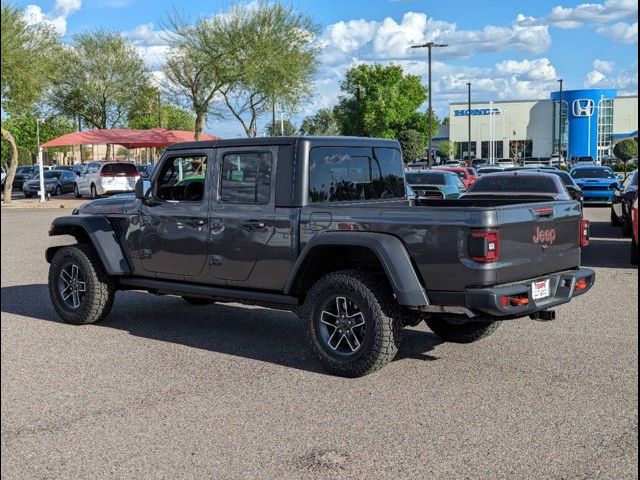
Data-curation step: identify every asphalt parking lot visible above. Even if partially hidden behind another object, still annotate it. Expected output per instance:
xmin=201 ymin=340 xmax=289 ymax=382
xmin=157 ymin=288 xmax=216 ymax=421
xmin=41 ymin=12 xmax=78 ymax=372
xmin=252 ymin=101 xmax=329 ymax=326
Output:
xmin=1 ymin=207 xmax=637 ymax=479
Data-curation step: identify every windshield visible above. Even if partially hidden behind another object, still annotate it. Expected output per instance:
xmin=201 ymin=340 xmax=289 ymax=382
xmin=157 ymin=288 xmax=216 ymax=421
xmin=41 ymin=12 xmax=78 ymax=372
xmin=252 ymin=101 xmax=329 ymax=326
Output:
xmin=405 ymin=172 xmax=446 ymax=186
xmin=571 ymin=168 xmax=614 ymax=179
xmin=553 ymin=171 xmax=575 ymax=186
xmin=470 ymin=175 xmax=558 ymax=194
xmin=16 ymin=167 xmax=33 ymax=174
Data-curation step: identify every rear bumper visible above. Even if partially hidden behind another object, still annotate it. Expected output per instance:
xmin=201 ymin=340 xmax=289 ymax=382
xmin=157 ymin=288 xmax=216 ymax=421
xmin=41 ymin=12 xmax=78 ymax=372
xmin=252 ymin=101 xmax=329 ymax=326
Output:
xmin=463 ymin=268 xmax=595 ymax=317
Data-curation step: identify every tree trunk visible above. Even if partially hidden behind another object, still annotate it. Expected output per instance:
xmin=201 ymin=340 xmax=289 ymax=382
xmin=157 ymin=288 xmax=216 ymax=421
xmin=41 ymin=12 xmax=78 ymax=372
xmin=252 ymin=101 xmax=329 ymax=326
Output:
xmin=195 ymin=111 xmax=206 ymax=141
xmin=1 ymin=127 xmax=19 ymax=205
xmin=105 ymin=143 xmax=112 ymax=160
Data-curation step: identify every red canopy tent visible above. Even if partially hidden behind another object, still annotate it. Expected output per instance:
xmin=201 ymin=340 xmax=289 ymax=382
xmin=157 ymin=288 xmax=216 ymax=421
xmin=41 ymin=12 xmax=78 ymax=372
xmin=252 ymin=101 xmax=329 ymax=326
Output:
xmin=41 ymin=128 xmax=219 ymax=149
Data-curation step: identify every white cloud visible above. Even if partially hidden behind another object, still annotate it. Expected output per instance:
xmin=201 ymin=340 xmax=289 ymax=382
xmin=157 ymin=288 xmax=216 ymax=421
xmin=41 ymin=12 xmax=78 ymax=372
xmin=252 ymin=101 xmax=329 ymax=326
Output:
xmin=494 ymin=58 xmax=557 ymax=81
xmin=593 ymin=59 xmax=616 ymax=72
xmin=320 ymin=12 xmax=551 ymax=66
xmin=515 ymin=0 xmax=637 ymax=29
xmin=597 ymin=21 xmax=638 ymax=44
xmin=23 ymin=0 xmax=81 ymax=36
xmin=584 ymin=64 xmax=638 ymax=94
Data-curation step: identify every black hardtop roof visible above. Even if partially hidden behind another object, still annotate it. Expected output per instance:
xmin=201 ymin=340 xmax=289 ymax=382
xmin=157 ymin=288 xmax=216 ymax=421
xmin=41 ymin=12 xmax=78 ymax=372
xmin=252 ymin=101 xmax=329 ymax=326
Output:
xmin=166 ymin=136 xmax=401 ymax=151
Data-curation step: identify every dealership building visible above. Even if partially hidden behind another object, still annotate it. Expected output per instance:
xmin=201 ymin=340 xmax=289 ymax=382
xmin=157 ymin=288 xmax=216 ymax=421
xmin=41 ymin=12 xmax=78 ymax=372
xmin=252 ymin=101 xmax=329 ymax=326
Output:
xmin=445 ymin=88 xmax=638 ymax=161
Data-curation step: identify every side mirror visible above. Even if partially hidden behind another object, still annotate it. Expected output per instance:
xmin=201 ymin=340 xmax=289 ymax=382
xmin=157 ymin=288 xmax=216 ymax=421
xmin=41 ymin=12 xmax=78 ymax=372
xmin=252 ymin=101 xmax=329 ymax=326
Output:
xmin=135 ymin=178 xmax=152 ymax=200
xmin=75 ymin=171 xmax=81 ymax=177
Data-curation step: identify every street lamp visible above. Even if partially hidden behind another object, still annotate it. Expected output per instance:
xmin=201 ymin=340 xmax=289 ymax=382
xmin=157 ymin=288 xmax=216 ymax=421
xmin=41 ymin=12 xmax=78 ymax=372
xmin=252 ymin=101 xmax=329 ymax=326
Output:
xmin=557 ymin=78 xmax=563 ymax=158
xmin=36 ymin=117 xmax=46 ymax=203
xmin=411 ymin=42 xmax=448 ymax=166
xmin=467 ymin=82 xmax=472 ymax=162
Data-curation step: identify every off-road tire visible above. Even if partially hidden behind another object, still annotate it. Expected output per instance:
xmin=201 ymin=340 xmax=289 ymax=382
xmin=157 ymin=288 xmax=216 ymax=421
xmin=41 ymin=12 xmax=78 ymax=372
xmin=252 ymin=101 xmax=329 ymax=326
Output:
xmin=426 ymin=317 xmax=499 ymax=344
xmin=611 ymin=208 xmax=622 ymax=227
xmin=302 ymin=269 xmax=402 ymax=377
xmin=49 ymin=244 xmax=115 ymax=325
xmin=74 ymin=184 xmax=82 ymax=198
xmin=182 ymin=296 xmax=216 ymax=305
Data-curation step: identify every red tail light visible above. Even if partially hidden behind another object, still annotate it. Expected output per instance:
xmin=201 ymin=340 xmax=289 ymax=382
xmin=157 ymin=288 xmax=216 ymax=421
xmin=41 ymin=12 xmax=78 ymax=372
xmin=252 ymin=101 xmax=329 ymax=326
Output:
xmin=469 ymin=230 xmax=500 ymax=263
xmin=100 ymin=171 xmax=114 ymax=177
xmin=575 ymin=278 xmax=588 ymax=290
xmin=580 ymin=219 xmax=590 ymax=247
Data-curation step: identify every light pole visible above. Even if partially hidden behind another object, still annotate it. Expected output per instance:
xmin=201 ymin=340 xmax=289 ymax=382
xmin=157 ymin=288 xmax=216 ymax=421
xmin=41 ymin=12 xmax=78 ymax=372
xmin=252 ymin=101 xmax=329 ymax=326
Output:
xmin=411 ymin=42 xmax=448 ymax=167
xmin=467 ymin=82 xmax=472 ymax=162
xmin=557 ymin=78 xmax=563 ymax=158
xmin=36 ymin=117 xmax=46 ymax=203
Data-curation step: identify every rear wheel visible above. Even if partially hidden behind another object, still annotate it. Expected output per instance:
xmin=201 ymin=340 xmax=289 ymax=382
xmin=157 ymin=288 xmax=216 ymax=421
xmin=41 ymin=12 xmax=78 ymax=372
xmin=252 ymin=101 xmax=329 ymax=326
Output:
xmin=90 ymin=184 xmax=98 ymax=199
xmin=426 ymin=317 xmax=499 ymax=343
xmin=48 ymin=244 xmax=115 ymax=325
xmin=302 ymin=270 xmax=402 ymax=377
xmin=74 ymin=184 xmax=82 ymax=198
xmin=182 ymin=296 xmax=216 ymax=305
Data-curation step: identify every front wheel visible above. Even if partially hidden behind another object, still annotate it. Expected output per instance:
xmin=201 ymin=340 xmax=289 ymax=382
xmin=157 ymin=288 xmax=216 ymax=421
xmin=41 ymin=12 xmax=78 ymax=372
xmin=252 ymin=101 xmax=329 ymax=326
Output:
xmin=426 ymin=317 xmax=499 ymax=343
xmin=54 ymin=185 xmax=62 ymax=196
xmin=48 ymin=244 xmax=115 ymax=325
xmin=302 ymin=270 xmax=402 ymax=377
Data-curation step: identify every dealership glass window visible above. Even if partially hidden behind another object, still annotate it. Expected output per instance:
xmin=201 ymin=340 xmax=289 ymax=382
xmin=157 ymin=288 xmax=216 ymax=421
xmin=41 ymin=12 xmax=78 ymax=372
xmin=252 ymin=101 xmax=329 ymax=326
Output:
xmin=481 ymin=141 xmax=504 ymax=159
xmin=552 ymin=101 xmax=569 ymax=156
xmin=509 ymin=140 xmax=532 ymax=160
xmin=454 ymin=142 xmax=477 ymax=160
xmin=308 ymin=147 xmax=405 ymax=203
xmin=597 ymin=98 xmax=614 ymax=161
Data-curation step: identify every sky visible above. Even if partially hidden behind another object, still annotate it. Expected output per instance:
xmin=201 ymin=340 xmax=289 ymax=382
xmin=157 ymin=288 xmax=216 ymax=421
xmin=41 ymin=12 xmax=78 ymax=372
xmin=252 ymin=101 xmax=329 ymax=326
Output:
xmin=17 ymin=0 xmax=639 ymax=138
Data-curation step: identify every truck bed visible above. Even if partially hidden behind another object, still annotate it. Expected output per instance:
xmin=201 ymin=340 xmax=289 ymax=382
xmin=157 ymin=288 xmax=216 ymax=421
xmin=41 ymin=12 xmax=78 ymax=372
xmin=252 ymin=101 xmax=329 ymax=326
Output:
xmin=301 ymin=199 xmax=582 ymax=293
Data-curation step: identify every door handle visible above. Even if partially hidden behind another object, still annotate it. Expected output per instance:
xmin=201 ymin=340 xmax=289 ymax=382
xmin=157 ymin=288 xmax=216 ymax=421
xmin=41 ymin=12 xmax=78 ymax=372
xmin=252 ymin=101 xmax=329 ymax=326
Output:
xmin=187 ymin=218 xmax=206 ymax=227
xmin=243 ymin=220 xmax=266 ymax=231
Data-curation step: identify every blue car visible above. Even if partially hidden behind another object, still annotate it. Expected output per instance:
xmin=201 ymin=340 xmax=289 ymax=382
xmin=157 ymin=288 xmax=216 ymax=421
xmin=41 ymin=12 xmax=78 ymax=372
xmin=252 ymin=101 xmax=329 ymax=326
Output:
xmin=570 ymin=166 xmax=620 ymax=205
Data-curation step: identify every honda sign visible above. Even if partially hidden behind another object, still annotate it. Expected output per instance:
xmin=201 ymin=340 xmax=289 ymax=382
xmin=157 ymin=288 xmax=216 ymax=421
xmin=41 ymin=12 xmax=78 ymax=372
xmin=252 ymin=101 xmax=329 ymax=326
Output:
xmin=572 ymin=99 xmax=595 ymax=117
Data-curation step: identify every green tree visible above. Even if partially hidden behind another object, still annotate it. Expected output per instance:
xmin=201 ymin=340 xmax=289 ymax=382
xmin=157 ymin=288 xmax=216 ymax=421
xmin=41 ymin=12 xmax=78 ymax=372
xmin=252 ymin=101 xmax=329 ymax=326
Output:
xmin=436 ymin=140 xmax=455 ymax=160
xmin=209 ymin=3 xmax=319 ymax=137
xmin=397 ymin=130 xmax=425 ymax=162
xmin=299 ymin=108 xmax=341 ymax=136
xmin=613 ymin=139 xmax=638 ymax=161
xmin=614 ymin=139 xmax=639 ymax=175
xmin=127 ymin=86 xmax=195 ymax=131
xmin=49 ymin=30 xmax=150 ymax=157
xmin=334 ymin=64 xmax=438 ymax=141
xmin=266 ymin=119 xmax=297 ymax=136
xmin=1 ymin=3 xmax=61 ymax=203
xmin=1 ymin=115 xmax=74 ymax=166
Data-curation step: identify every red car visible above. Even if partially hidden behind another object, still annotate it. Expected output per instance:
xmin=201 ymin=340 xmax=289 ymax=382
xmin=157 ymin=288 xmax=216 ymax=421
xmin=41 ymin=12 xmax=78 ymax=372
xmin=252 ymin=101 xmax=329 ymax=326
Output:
xmin=434 ymin=166 xmax=478 ymax=189
xmin=631 ymin=192 xmax=638 ymax=265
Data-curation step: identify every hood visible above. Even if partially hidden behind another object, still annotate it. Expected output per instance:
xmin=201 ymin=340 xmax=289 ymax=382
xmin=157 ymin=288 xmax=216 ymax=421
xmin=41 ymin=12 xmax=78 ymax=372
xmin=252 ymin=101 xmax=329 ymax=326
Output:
xmin=76 ymin=194 xmax=138 ymax=215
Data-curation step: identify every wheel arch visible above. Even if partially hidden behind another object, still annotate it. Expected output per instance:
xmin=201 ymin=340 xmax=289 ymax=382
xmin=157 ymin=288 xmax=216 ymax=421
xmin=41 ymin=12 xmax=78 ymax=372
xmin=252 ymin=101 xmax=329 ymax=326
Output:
xmin=46 ymin=216 xmax=130 ymax=275
xmin=284 ymin=232 xmax=429 ymax=307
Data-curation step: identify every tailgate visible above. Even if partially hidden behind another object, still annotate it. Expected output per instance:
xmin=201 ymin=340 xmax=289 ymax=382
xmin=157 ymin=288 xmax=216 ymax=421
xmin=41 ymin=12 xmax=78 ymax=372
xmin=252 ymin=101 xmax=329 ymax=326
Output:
xmin=495 ymin=201 xmax=581 ymax=284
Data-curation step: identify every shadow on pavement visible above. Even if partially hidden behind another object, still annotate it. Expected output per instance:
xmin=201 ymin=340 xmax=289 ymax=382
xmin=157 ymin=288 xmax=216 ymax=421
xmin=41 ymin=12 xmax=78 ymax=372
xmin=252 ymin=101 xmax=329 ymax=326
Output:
xmin=1 ymin=284 xmax=442 ymax=375
xmin=581 ymin=221 xmax=635 ymax=269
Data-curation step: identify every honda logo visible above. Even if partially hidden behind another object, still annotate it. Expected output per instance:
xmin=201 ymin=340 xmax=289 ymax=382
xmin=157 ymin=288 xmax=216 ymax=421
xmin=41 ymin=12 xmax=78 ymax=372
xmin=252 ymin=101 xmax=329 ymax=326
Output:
xmin=572 ymin=99 xmax=595 ymax=117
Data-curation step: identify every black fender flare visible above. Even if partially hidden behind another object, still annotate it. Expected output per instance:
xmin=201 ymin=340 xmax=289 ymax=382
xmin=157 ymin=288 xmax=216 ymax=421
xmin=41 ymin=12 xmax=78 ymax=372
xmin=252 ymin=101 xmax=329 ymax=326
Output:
xmin=46 ymin=215 xmax=131 ymax=275
xmin=284 ymin=232 xmax=429 ymax=307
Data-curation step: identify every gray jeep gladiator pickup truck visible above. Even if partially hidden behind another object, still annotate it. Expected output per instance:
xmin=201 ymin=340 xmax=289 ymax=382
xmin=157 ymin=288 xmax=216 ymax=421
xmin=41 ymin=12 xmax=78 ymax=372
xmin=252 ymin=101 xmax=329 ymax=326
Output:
xmin=46 ymin=136 xmax=595 ymax=377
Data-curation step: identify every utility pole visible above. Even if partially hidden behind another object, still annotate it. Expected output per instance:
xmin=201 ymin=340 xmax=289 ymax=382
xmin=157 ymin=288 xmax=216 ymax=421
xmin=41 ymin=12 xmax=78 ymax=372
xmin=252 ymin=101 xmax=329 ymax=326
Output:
xmin=157 ymin=90 xmax=162 ymax=128
xmin=411 ymin=42 xmax=448 ymax=167
xmin=36 ymin=117 xmax=46 ymax=203
xmin=557 ymin=78 xmax=563 ymax=159
xmin=467 ymin=82 xmax=472 ymax=163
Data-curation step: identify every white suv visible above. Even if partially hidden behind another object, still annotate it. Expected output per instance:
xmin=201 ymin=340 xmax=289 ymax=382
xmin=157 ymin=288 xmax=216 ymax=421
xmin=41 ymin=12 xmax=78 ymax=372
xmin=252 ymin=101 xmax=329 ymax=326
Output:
xmin=74 ymin=162 xmax=139 ymax=198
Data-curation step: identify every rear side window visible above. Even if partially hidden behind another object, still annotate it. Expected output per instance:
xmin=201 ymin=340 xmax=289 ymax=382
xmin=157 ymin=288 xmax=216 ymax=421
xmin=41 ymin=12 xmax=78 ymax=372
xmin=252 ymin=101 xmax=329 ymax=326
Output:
xmin=220 ymin=152 xmax=272 ymax=204
xmin=471 ymin=175 xmax=558 ymax=194
xmin=309 ymin=147 xmax=405 ymax=203
xmin=102 ymin=163 xmax=138 ymax=176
